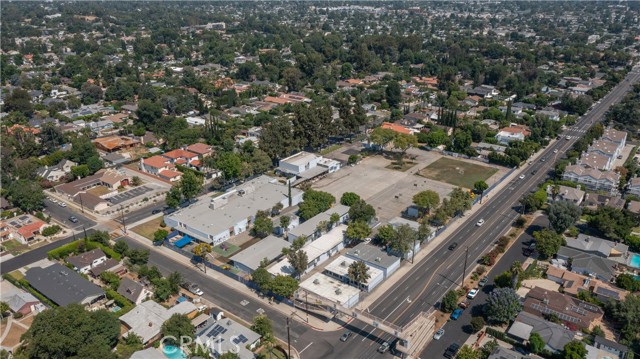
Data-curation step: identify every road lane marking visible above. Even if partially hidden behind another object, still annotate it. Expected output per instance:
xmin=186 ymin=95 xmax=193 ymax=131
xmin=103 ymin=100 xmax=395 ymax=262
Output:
xmin=299 ymin=342 xmax=313 ymax=354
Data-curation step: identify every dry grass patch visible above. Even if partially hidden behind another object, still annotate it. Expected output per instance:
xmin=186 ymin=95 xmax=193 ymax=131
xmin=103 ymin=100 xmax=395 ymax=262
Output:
xmin=131 ymin=217 xmax=165 ymax=240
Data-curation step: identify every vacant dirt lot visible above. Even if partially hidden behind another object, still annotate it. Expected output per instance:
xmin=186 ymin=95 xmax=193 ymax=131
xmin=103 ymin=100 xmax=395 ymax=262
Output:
xmin=313 ymin=148 xmax=509 ymax=223
xmin=419 ymin=157 xmax=499 ymax=189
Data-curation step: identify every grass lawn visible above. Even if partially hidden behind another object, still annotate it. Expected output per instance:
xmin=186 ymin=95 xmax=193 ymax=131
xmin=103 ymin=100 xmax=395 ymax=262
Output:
xmin=419 ymin=157 xmax=498 ymax=189
xmin=320 ymin=144 xmax=342 ymax=155
xmin=131 ymin=217 xmax=165 ymax=240
xmin=9 ymin=270 xmax=24 ymax=280
xmin=212 ymin=242 xmax=240 ymax=258
xmin=87 ymin=186 xmax=110 ymax=196
xmin=1 ymin=239 xmax=23 ymax=253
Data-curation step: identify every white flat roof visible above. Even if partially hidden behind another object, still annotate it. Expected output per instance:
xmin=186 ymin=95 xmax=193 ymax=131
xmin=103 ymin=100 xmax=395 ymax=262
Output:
xmin=280 ymin=151 xmax=319 ymax=167
xmin=300 ymin=273 xmax=360 ymax=307
xmin=324 ymin=255 xmax=383 ymax=280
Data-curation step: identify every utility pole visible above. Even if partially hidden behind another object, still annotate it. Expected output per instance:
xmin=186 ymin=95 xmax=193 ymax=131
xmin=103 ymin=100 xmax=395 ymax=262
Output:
xmin=411 ymin=236 xmax=417 ymax=264
xmin=83 ymin=226 xmax=88 ymax=239
xmin=120 ymin=207 xmax=127 ymax=234
xmin=461 ymin=246 xmax=469 ymax=288
xmin=305 ymin=290 xmax=309 ymax=323
xmin=286 ymin=317 xmax=291 ymax=359
xmin=78 ymin=193 xmax=85 ymax=214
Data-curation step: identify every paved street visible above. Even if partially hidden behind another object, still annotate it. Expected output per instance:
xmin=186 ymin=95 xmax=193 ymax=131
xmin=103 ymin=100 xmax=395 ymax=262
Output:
xmin=0 ymin=228 xmax=96 ymax=274
xmin=43 ymin=197 xmax=96 ymax=230
xmin=426 ymin=216 xmax=549 ymax=357
xmin=115 ymin=201 xmax=166 ymax=226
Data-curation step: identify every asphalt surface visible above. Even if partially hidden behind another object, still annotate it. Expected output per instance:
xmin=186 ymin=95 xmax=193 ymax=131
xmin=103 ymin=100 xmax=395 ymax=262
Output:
xmin=43 ymin=197 xmax=96 ymax=230
xmin=115 ymin=201 xmax=166 ymax=226
xmin=316 ymin=67 xmax=640 ymax=359
xmin=427 ymin=216 xmax=549 ymax=357
xmin=0 ymin=228 xmax=96 ymax=274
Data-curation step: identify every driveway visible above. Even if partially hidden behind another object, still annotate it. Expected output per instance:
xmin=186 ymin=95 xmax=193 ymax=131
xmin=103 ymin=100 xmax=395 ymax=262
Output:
xmin=107 ymin=186 xmax=153 ymax=205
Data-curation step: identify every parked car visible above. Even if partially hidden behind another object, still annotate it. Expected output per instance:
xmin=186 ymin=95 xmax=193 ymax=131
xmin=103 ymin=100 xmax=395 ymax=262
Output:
xmin=68 ymin=216 xmax=78 ymax=223
xmin=340 ymin=331 xmax=352 ymax=342
xmin=476 ymin=219 xmax=485 ymax=226
xmin=467 ymin=288 xmax=479 ymax=299
xmin=450 ymin=308 xmax=464 ymax=320
xmin=58 ymin=202 xmax=67 ymax=207
xmin=444 ymin=343 xmax=460 ymax=358
xmin=433 ymin=328 xmax=445 ymax=340
xmin=152 ymin=209 xmax=162 ymax=214
xmin=478 ymin=277 xmax=489 ymax=287
xmin=458 ymin=300 xmax=470 ymax=309
xmin=448 ymin=242 xmax=458 ymax=251
xmin=377 ymin=341 xmax=390 ymax=354
xmin=189 ymin=285 xmax=203 ymax=296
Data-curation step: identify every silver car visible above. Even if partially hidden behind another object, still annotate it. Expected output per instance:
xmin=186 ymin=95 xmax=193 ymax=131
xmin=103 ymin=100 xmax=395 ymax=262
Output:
xmin=433 ymin=328 xmax=445 ymax=340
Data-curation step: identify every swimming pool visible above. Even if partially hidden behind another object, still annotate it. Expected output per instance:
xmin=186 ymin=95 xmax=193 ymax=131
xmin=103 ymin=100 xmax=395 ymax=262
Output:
xmin=163 ymin=345 xmax=188 ymax=359
xmin=630 ymin=254 xmax=640 ymax=269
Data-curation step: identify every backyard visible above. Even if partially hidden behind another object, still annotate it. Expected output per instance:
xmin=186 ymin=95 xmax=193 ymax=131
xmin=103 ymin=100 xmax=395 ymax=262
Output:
xmin=418 ymin=157 xmax=499 ymax=189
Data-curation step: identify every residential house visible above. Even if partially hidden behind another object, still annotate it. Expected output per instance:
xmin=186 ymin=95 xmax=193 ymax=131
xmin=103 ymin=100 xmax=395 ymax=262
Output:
xmin=487 ymin=347 xmax=533 ymax=359
xmin=25 ymin=263 xmax=105 ymax=307
xmin=537 ymin=110 xmax=561 ymax=121
xmin=229 ymin=235 xmax=290 ymax=273
xmin=87 ymin=119 xmax=114 ymax=134
xmin=582 ymin=194 xmax=626 ymax=210
xmin=0 ymin=279 xmax=42 ymax=315
xmin=562 ymin=165 xmax=619 ymax=193
xmin=196 ymin=316 xmax=261 ymax=359
xmin=344 ymin=242 xmax=401 ymax=279
xmin=165 ymin=175 xmax=303 ymax=245
xmin=593 ymin=336 xmax=630 ymax=359
xmin=117 ymin=277 xmax=153 ymax=305
xmin=140 ymin=156 xmax=183 ymax=182
xmin=496 ymin=125 xmax=531 ymax=144
xmin=93 ymin=136 xmax=140 ymax=153
xmin=57 ymin=169 xmax=130 ymax=196
xmin=627 ymin=177 xmax=640 ymax=197
xmin=600 ymin=127 xmax=627 ymax=153
xmin=184 ymin=143 xmax=214 ymax=158
xmin=565 ymin=234 xmax=629 ymax=260
xmin=627 ymin=200 xmax=640 ymax=215
xmin=467 ymin=84 xmax=500 ymax=98
xmin=4 ymin=215 xmax=49 ymax=244
xmin=588 ymin=140 xmax=620 ymax=160
xmin=523 ymin=286 xmax=604 ymax=330
xmin=507 ymin=311 xmax=574 ymax=353
xmin=162 ymin=149 xmax=199 ymax=167
xmin=546 ymin=185 xmax=585 ymax=205
xmin=556 ymin=247 xmax=618 ymax=282
xmin=66 ymin=248 xmax=108 ymax=274
xmin=546 ymin=266 xmax=628 ymax=303
xmin=381 ymin=121 xmax=414 ymax=135
xmin=89 ymin=258 xmax=126 ymax=278
xmin=120 ymin=300 xmax=197 ymax=344
xmin=36 ymin=159 xmax=77 ymax=182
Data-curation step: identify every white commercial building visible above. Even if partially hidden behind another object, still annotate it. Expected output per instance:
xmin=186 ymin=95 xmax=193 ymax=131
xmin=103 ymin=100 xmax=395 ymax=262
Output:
xmin=287 ymin=204 xmax=350 ymax=242
xmin=278 ymin=151 xmax=341 ymax=181
xmin=165 ymin=176 xmax=303 ymax=245
xmin=268 ymin=225 xmax=347 ymax=277
xmin=323 ymin=255 xmax=384 ymax=292
xmin=344 ymin=243 xmax=401 ymax=279
xmin=300 ymin=273 xmax=360 ymax=308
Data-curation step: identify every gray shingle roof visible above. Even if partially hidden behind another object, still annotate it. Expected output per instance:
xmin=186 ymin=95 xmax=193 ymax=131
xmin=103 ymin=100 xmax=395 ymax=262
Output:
xmin=25 ymin=263 xmax=104 ymax=306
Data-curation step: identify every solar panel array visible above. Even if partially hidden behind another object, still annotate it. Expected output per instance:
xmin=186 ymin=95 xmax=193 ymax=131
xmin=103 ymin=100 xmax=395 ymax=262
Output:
xmin=232 ymin=335 xmax=248 ymax=344
xmin=207 ymin=324 xmax=228 ymax=338
xmin=530 ymin=303 xmax=581 ymax=324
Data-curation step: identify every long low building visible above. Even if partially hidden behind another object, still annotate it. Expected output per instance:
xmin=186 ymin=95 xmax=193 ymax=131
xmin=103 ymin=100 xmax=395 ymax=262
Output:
xmin=323 ymin=255 xmax=384 ymax=292
xmin=344 ymin=242 xmax=401 ymax=279
xmin=230 ymin=235 xmax=290 ymax=273
xmin=561 ymin=164 xmax=619 ymax=194
xmin=268 ymin=225 xmax=347 ymax=277
xmin=165 ymin=175 xmax=303 ymax=245
xmin=300 ymin=273 xmax=360 ymax=309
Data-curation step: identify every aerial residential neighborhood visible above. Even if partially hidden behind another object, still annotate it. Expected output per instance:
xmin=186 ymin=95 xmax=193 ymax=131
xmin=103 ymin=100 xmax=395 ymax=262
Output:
xmin=2 ymin=2 xmax=640 ymax=359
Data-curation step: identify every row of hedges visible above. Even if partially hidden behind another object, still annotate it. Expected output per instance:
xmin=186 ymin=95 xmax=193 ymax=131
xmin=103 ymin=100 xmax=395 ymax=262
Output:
xmin=47 ymin=240 xmax=121 ymax=261
xmin=481 ymin=236 xmax=512 ymax=266
xmin=105 ymin=289 xmax=134 ymax=317
xmin=2 ymin=273 xmax=56 ymax=308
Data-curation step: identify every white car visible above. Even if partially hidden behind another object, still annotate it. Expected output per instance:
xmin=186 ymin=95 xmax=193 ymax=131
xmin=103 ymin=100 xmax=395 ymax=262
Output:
xmin=58 ymin=202 xmax=67 ymax=207
xmin=519 ymin=174 xmax=525 ymax=179
xmin=553 ymin=149 xmax=558 ymax=154
xmin=467 ymin=288 xmax=479 ymax=299
xmin=433 ymin=328 xmax=445 ymax=340
xmin=476 ymin=219 xmax=485 ymax=226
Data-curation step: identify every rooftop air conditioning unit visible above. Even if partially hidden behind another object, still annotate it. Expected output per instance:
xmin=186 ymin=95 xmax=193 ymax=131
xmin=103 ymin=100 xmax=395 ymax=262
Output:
xmin=335 ymin=289 xmax=342 ymax=295
xmin=313 ymin=279 xmax=320 ymax=285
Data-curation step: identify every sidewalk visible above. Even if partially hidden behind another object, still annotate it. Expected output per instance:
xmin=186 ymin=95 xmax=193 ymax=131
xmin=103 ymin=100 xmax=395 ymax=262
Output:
xmin=126 ymin=230 xmax=346 ymax=334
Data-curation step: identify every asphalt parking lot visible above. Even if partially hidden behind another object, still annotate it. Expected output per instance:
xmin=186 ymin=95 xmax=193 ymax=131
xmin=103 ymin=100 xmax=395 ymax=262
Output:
xmin=107 ymin=186 xmax=153 ymax=205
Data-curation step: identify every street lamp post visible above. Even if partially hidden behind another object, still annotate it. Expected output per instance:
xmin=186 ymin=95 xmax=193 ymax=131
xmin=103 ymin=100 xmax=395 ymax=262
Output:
xmin=461 ymin=246 xmax=469 ymax=288
xmin=78 ymin=193 xmax=85 ymax=214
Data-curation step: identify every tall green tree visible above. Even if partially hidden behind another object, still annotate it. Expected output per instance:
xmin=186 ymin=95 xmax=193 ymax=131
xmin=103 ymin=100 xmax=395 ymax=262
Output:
xmin=348 ymin=199 xmax=376 ymax=223
xmin=348 ymin=261 xmax=370 ymax=288
xmin=346 ymin=221 xmax=372 ymax=241
xmin=533 ymin=229 xmax=564 ymax=259
xmin=180 ymin=171 xmax=203 ymax=200
xmin=251 ymin=315 xmax=274 ymax=343
xmin=563 ymin=340 xmax=588 ymax=359
xmin=287 ymin=249 xmax=308 ymax=278
xmin=484 ymin=287 xmax=522 ymax=324
xmin=161 ymin=314 xmax=194 ymax=346
xmin=473 ymin=181 xmax=489 ymax=202
xmin=386 ymin=80 xmax=402 ymax=108
xmin=547 ymin=201 xmax=581 ymax=234
xmin=340 ymin=192 xmax=361 ymax=206
xmin=412 ymin=190 xmax=440 ymax=215
xmin=135 ymin=99 xmax=163 ymax=129
xmin=442 ymin=290 xmax=458 ymax=313
xmin=192 ymin=243 xmax=213 ymax=273
xmin=528 ymin=332 xmax=545 ymax=354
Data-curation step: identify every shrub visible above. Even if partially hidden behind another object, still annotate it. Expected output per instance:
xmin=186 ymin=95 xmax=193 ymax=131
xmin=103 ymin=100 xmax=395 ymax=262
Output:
xmin=470 ymin=316 xmax=485 ymax=332
xmin=42 ymin=225 xmax=62 ymax=237
xmin=514 ymin=216 xmax=527 ymax=228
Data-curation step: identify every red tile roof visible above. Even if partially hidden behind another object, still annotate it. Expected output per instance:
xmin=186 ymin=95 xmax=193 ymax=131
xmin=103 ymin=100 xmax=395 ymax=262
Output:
xmin=185 ymin=143 xmax=212 ymax=155
xmin=159 ymin=169 xmax=182 ymax=179
xmin=17 ymin=221 xmax=46 ymax=239
xmin=381 ymin=122 xmax=412 ymax=135
xmin=143 ymin=155 xmax=169 ymax=169
xmin=162 ymin=149 xmax=198 ymax=160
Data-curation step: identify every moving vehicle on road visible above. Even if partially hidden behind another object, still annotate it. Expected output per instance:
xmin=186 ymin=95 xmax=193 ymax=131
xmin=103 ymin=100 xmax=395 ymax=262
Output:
xmin=531 ymin=169 xmax=538 ymax=175
xmin=554 ymin=149 xmax=559 ymax=153
xmin=566 ymin=135 xmax=571 ymax=140
xmin=450 ymin=308 xmax=464 ymax=320
xmin=540 ymin=157 xmax=546 ymax=162
xmin=433 ymin=328 xmax=445 ymax=340
xmin=467 ymin=288 xmax=479 ymax=299
xmin=448 ymin=242 xmax=458 ymax=250
xmin=478 ymin=277 xmax=489 ymax=287
xmin=444 ymin=343 xmax=460 ymax=358
xmin=476 ymin=219 xmax=485 ymax=226
xmin=340 ymin=331 xmax=352 ymax=342
xmin=377 ymin=341 xmax=390 ymax=353
xmin=58 ymin=202 xmax=67 ymax=207
xmin=519 ymin=174 xmax=525 ymax=179
xmin=68 ymin=216 xmax=78 ymax=223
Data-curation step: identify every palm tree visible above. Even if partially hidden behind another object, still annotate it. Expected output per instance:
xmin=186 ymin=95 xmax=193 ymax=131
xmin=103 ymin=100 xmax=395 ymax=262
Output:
xmin=348 ymin=261 xmax=370 ymax=290
xmin=192 ymin=243 xmax=213 ymax=274
xmin=510 ymin=261 xmax=523 ymax=289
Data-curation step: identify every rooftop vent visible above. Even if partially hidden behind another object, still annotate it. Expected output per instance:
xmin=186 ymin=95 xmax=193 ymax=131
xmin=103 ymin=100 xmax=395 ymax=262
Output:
xmin=340 ymin=261 xmax=346 ymax=267
xmin=354 ymin=250 xmax=360 ymax=256
xmin=313 ymin=279 xmax=320 ymax=285
xmin=335 ymin=289 xmax=342 ymax=295
xmin=375 ymin=257 xmax=381 ymax=262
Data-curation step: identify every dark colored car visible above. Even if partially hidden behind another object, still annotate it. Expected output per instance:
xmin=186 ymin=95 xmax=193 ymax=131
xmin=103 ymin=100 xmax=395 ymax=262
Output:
xmin=531 ymin=169 xmax=538 ymax=175
xmin=448 ymin=242 xmax=458 ymax=251
xmin=68 ymin=216 xmax=78 ymax=223
xmin=444 ymin=343 xmax=460 ymax=358
xmin=151 ymin=209 xmax=162 ymax=214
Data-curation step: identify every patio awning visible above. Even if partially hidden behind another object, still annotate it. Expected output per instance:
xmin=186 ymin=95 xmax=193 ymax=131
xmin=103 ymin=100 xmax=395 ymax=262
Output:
xmin=174 ymin=235 xmax=193 ymax=248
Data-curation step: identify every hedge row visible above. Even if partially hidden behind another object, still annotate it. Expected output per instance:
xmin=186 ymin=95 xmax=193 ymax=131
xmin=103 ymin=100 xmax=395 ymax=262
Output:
xmin=47 ymin=240 xmax=121 ymax=261
xmin=105 ymin=289 xmax=134 ymax=317
xmin=2 ymin=273 xmax=56 ymax=308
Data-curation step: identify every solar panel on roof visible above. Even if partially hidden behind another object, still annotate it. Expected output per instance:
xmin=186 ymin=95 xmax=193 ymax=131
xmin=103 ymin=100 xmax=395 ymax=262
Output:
xmin=238 ymin=334 xmax=248 ymax=343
